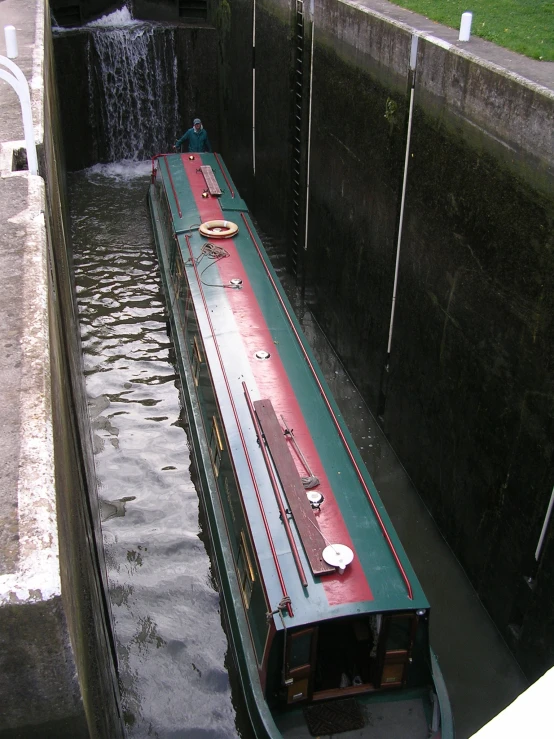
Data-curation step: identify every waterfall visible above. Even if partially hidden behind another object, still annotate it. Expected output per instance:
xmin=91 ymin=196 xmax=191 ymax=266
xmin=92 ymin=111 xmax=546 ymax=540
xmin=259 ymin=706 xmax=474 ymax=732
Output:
xmin=86 ymin=9 xmax=179 ymax=162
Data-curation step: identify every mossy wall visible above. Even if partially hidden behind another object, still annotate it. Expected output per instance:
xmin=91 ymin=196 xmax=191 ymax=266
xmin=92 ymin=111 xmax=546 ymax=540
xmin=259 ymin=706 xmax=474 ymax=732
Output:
xmin=307 ymin=16 xmax=409 ymax=409
xmin=210 ymin=0 xmax=293 ymax=237
xmin=303 ymin=0 xmax=554 ymax=680
xmin=43 ymin=9 xmax=124 ymax=737
xmin=212 ymin=0 xmax=554 ymax=680
xmin=210 ymin=0 xmax=253 ymax=195
xmin=385 ymin=44 xmax=554 ymax=679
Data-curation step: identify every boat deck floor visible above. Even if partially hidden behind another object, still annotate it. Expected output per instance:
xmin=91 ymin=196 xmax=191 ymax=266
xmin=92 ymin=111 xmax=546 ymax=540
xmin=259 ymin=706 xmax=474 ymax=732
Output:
xmin=274 ymin=696 xmax=429 ymax=739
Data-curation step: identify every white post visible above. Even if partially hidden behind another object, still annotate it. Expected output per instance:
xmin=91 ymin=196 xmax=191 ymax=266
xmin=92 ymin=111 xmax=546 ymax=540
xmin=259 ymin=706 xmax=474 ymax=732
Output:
xmin=4 ymin=25 xmax=18 ymax=58
xmin=1 ymin=26 xmax=38 ymax=175
xmin=459 ymin=12 xmax=473 ymax=42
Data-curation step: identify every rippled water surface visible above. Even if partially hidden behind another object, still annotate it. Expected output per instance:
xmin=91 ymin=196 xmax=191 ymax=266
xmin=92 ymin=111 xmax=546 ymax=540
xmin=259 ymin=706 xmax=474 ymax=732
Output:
xmin=68 ymin=161 xmax=526 ymax=739
xmin=70 ymin=162 xmax=240 ymax=738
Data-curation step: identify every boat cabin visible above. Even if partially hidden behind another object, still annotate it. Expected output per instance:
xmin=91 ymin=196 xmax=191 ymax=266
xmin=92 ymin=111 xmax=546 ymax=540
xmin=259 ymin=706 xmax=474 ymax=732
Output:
xmin=148 ymin=152 xmax=453 ymax=738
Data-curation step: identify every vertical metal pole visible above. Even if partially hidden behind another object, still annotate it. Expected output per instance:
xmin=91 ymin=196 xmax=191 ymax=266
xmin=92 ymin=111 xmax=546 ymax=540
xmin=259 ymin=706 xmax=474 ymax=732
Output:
xmin=386 ymin=34 xmax=418 ymax=356
xmin=303 ymin=23 xmax=315 ymax=254
xmin=252 ymin=0 xmax=256 ymax=176
xmin=535 ymin=485 xmax=554 ymax=561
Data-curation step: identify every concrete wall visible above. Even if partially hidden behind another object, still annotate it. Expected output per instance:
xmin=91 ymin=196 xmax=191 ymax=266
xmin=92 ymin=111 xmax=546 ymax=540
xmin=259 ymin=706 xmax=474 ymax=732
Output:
xmin=209 ymin=0 xmax=294 ymax=238
xmin=43 ymin=5 xmax=124 ymax=734
xmin=207 ymin=0 xmax=554 ymax=680
xmin=0 ymin=1 xmax=123 ymax=735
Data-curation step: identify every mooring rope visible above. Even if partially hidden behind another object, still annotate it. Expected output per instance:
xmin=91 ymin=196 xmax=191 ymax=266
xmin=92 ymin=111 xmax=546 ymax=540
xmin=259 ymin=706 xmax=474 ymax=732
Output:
xmin=266 ymin=597 xmax=292 ymax=686
xmin=281 ymin=414 xmax=320 ymax=488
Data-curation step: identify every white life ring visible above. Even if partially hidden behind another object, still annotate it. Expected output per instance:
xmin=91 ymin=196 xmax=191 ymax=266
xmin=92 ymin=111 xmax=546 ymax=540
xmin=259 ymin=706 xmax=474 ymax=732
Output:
xmin=199 ymin=220 xmax=239 ymax=239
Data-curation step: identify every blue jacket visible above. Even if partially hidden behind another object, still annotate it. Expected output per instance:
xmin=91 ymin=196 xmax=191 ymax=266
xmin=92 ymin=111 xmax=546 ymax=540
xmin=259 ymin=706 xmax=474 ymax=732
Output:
xmin=175 ymin=127 xmax=211 ymax=153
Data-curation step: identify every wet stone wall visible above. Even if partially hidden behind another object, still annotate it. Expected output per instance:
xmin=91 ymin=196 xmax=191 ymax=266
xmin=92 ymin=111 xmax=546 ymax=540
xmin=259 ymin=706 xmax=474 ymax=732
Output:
xmin=54 ymin=25 xmax=218 ymax=170
xmin=251 ymin=0 xmax=293 ymax=239
xmin=303 ymin=1 xmax=554 ymax=680
xmin=209 ymin=0 xmax=293 ymax=241
xmin=385 ymin=51 xmax=554 ymax=679
xmin=307 ymin=21 xmax=409 ymax=411
xmin=209 ymin=0 xmax=253 ymax=194
xmin=43 ymin=11 xmax=124 ymax=738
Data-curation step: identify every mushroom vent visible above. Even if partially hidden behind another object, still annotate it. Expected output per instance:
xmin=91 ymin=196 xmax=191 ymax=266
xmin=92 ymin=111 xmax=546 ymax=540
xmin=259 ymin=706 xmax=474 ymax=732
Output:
xmin=322 ymin=544 xmax=354 ymax=575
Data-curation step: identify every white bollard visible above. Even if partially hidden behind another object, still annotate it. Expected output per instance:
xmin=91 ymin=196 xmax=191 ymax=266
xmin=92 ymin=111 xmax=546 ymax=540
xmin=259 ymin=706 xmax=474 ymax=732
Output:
xmin=459 ymin=12 xmax=473 ymax=42
xmin=4 ymin=25 xmax=18 ymax=59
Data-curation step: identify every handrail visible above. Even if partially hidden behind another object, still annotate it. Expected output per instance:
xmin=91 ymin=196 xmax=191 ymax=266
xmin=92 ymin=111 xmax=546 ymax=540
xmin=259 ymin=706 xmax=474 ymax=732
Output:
xmin=213 ymin=153 xmax=235 ymax=198
xmin=163 ymin=155 xmax=183 ymax=219
xmin=151 ymin=153 xmax=183 ymax=218
xmin=242 ymin=383 xmax=308 ymax=588
xmin=184 ymin=234 xmax=294 ymax=617
xmin=150 ymin=153 xmax=166 ymax=182
xmin=240 ymin=213 xmax=414 ymax=600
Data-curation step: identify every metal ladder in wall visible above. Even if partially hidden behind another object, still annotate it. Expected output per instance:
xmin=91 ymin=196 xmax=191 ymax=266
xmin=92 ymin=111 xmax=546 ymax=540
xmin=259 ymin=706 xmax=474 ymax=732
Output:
xmin=290 ymin=0 xmax=306 ymax=280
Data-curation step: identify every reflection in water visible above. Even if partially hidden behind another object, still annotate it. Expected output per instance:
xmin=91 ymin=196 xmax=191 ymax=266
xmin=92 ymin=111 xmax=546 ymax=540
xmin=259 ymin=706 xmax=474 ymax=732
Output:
xmin=70 ymin=162 xmax=240 ymax=738
xmin=99 ymin=496 xmax=136 ymax=522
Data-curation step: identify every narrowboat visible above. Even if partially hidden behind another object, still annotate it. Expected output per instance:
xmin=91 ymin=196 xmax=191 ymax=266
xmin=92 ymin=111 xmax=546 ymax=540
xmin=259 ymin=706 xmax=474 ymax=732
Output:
xmin=148 ymin=152 xmax=454 ymax=739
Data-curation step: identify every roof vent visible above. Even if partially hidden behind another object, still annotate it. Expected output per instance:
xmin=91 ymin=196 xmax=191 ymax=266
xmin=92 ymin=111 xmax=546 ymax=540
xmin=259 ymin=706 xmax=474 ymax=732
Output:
xmin=307 ymin=491 xmax=324 ymax=510
xmin=322 ymin=544 xmax=354 ymax=575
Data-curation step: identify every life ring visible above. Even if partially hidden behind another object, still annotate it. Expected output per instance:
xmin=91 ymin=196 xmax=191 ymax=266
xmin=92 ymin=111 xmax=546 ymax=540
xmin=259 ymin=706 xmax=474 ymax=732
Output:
xmin=199 ymin=220 xmax=239 ymax=239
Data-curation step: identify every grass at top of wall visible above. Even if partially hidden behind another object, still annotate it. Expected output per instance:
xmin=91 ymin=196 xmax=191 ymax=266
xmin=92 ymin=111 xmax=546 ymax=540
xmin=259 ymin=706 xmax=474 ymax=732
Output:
xmin=389 ymin=0 xmax=554 ymax=61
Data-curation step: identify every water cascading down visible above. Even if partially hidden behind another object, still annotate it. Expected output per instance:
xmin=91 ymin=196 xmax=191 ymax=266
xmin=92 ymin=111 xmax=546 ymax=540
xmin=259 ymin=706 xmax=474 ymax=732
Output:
xmin=87 ymin=14 xmax=179 ymax=162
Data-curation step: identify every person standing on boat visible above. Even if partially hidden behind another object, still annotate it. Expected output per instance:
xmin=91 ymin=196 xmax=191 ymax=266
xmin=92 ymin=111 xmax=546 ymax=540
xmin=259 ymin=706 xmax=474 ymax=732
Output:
xmin=174 ymin=118 xmax=212 ymax=153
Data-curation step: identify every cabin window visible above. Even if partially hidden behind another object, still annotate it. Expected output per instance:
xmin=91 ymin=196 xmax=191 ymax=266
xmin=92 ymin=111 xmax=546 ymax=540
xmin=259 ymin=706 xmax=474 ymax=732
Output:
xmin=185 ymin=290 xmax=197 ymax=334
xmin=285 ymin=628 xmax=317 ymax=704
xmin=170 ymin=234 xmax=179 ymax=277
xmin=160 ymin=187 xmax=177 ymax=273
xmin=191 ymin=335 xmax=203 ymax=386
xmin=238 ymin=531 xmax=255 ymax=608
xmin=209 ymin=416 xmax=224 ymax=477
xmin=379 ymin=613 xmax=416 ymax=688
xmin=385 ymin=617 xmax=412 ymax=651
xmin=289 ymin=630 xmax=312 ymax=670
xmin=174 ymin=251 xmax=189 ymax=324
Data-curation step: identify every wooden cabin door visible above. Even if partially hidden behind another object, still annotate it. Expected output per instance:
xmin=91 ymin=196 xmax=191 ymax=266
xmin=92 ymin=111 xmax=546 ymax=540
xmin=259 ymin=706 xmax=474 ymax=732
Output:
xmin=285 ymin=627 xmax=317 ymax=704
xmin=378 ymin=614 xmax=416 ymax=688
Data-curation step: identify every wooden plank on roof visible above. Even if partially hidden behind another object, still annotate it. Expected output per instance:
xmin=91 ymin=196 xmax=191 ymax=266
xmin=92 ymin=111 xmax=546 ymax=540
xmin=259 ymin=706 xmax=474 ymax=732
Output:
xmin=200 ymin=165 xmax=222 ymax=196
xmin=254 ymin=399 xmax=335 ymax=576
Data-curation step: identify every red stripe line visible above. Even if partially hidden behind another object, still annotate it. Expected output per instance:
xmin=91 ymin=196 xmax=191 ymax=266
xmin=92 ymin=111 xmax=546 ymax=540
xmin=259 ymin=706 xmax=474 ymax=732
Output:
xmin=184 ymin=232 xmax=294 ymax=618
xmin=240 ymin=212 xmax=414 ymax=600
xmin=181 ymin=154 xmax=373 ymax=605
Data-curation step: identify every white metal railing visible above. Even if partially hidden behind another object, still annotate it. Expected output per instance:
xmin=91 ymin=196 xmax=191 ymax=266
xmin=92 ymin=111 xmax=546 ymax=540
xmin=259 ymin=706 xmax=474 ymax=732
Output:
xmin=1 ymin=25 xmax=38 ymax=175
